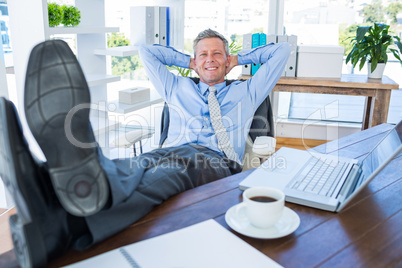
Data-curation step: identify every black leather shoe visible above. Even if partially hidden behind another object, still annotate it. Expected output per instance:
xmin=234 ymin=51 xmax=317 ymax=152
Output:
xmin=0 ymin=97 xmax=73 ymax=268
xmin=24 ymin=40 xmax=109 ymax=217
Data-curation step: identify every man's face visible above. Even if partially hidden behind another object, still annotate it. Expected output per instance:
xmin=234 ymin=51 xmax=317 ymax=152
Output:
xmin=194 ymin=37 xmax=231 ymax=86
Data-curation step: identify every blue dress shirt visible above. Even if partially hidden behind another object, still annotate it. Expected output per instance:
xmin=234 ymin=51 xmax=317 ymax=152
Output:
xmin=139 ymin=42 xmax=290 ymax=161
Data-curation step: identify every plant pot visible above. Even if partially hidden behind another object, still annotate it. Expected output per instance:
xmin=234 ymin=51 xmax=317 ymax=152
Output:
xmin=367 ymin=63 xmax=385 ymax=79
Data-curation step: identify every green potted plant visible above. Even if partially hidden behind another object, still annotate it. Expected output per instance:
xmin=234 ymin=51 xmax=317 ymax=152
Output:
xmin=346 ymin=23 xmax=402 ymax=79
xmin=61 ymin=5 xmax=81 ymax=27
xmin=48 ymin=3 xmax=63 ymax=27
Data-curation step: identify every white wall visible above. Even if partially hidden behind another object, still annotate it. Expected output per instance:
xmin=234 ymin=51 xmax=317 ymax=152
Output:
xmin=8 ymin=0 xmax=47 ymax=110
xmin=0 ymin=42 xmax=8 ymax=98
xmin=0 ymin=40 xmax=13 ymax=209
xmin=7 ymin=0 xmax=48 ymax=161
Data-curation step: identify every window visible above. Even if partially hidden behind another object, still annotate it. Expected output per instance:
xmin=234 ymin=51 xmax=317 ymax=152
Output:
xmin=282 ymin=0 xmax=402 ymax=125
xmin=184 ymin=0 xmax=270 ymax=79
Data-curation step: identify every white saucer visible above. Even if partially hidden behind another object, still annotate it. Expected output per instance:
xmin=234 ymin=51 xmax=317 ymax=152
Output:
xmin=225 ymin=203 xmax=300 ymax=239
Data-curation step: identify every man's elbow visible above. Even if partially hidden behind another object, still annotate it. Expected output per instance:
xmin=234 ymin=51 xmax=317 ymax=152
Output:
xmin=138 ymin=44 xmax=148 ymax=58
xmin=280 ymin=42 xmax=291 ymax=56
xmin=139 ymin=44 xmax=158 ymax=62
xmin=276 ymin=42 xmax=291 ymax=62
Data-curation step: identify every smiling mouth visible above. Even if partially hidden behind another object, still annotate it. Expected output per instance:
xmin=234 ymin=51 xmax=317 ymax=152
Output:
xmin=206 ymin=67 xmax=218 ymax=70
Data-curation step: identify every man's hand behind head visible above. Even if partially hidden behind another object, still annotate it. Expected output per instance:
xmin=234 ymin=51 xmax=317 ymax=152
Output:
xmin=189 ymin=58 xmax=200 ymax=76
xmin=225 ymin=55 xmax=238 ymax=75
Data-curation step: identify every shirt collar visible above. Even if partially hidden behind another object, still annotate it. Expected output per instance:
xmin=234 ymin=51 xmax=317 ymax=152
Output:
xmin=198 ymin=81 xmax=226 ymax=96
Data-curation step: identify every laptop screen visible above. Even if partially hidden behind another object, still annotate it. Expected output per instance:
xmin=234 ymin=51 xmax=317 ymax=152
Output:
xmin=359 ymin=121 xmax=402 ymax=184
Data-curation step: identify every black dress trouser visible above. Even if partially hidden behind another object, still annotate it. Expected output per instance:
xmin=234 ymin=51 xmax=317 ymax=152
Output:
xmin=84 ymin=144 xmax=242 ymax=245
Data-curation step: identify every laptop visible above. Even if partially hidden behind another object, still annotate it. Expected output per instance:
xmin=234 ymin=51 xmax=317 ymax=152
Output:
xmin=239 ymin=121 xmax=402 ymax=212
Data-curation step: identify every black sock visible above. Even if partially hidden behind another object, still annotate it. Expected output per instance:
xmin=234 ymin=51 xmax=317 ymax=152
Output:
xmin=67 ymin=214 xmax=93 ymax=251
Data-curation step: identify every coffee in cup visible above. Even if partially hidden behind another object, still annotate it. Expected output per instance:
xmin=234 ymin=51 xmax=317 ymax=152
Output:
xmin=240 ymin=187 xmax=285 ymax=229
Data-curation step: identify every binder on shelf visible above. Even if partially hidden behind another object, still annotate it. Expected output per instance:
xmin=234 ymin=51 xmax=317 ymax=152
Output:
xmin=276 ymin=35 xmax=287 ymax=43
xmin=159 ymin=7 xmax=168 ymax=46
xmin=267 ymin=34 xmax=277 ymax=44
xmin=258 ymin=33 xmax=267 ymax=69
xmin=277 ymin=35 xmax=288 ymax=76
xmin=251 ymin=63 xmax=259 ymax=75
xmin=243 ymin=33 xmax=252 ymax=50
xmin=241 ymin=33 xmax=252 ymax=76
xmin=259 ymin=33 xmax=267 ymax=46
xmin=251 ymin=33 xmax=260 ymax=75
xmin=130 ymin=6 xmax=156 ymax=45
xmin=251 ymin=33 xmax=260 ymax=48
xmin=286 ymin=35 xmax=297 ymax=77
xmin=130 ymin=6 xmax=170 ymax=46
xmin=153 ymin=7 xmax=160 ymax=45
xmin=166 ymin=7 xmax=170 ymax=46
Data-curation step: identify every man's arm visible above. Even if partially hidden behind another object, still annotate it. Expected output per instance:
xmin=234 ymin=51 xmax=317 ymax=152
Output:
xmin=237 ymin=43 xmax=290 ymax=107
xmin=139 ymin=44 xmax=191 ymax=100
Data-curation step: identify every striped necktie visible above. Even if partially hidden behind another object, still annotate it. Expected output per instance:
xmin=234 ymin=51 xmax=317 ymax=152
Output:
xmin=208 ymin=86 xmax=240 ymax=164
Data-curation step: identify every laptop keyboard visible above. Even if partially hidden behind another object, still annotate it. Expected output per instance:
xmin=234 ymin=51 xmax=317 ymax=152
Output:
xmin=289 ymin=157 xmax=350 ymax=197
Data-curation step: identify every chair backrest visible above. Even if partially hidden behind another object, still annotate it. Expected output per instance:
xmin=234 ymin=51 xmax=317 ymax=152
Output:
xmin=159 ymin=77 xmax=275 ymax=149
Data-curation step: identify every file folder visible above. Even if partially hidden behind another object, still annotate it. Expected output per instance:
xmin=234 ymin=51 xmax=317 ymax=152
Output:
xmin=259 ymin=33 xmax=267 ymax=46
xmin=166 ymin=7 xmax=170 ymax=46
xmin=159 ymin=7 xmax=167 ymax=46
xmin=267 ymin=34 xmax=277 ymax=44
xmin=243 ymin=33 xmax=252 ymax=50
xmin=258 ymin=33 xmax=267 ymax=70
xmin=286 ymin=35 xmax=297 ymax=77
xmin=251 ymin=33 xmax=260 ymax=75
xmin=251 ymin=33 xmax=260 ymax=48
xmin=241 ymin=33 xmax=252 ymax=76
xmin=153 ymin=7 xmax=160 ymax=45
xmin=277 ymin=35 xmax=288 ymax=76
xmin=130 ymin=6 xmax=156 ymax=45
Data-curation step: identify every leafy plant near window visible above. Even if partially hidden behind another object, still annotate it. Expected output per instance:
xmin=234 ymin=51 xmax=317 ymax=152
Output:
xmin=345 ymin=23 xmax=402 ymax=73
xmin=48 ymin=3 xmax=63 ymax=27
xmin=61 ymin=5 xmax=81 ymax=27
xmin=168 ymin=40 xmax=242 ymax=77
xmin=339 ymin=24 xmax=358 ymax=56
xmin=48 ymin=3 xmax=81 ymax=27
xmin=228 ymin=40 xmax=242 ymax=54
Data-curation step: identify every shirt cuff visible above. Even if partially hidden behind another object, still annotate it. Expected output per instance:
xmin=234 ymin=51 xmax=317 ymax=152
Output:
xmin=237 ymin=50 xmax=252 ymax=65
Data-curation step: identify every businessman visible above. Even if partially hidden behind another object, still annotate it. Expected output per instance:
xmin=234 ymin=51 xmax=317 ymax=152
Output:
xmin=0 ymin=29 xmax=289 ymax=267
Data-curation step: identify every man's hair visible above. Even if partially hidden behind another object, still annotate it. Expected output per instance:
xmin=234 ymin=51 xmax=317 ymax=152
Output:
xmin=193 ymin=28 xmax=230 ymax=57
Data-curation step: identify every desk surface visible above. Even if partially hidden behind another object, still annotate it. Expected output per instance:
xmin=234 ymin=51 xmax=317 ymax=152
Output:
xmin=1 ymin=124 xmax=401 ymax=268
xmin=240 ymin=74 xmax=399 ymax=90
xmin=265 ymin=74 xmax=398 ymax=130
xmin=277 ymin=74 xmax=399 ymax=89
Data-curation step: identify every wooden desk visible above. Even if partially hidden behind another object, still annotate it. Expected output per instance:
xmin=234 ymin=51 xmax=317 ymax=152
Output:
xmin=1 ymin=123 xmax=401 ymax=268
xmin=241 ymin=74 xmax=399 ymax=130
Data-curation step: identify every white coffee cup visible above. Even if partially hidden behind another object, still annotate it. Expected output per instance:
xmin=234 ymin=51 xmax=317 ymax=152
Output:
xmin=253 ymin=136 xmax=276 ymax=157
xmin=240 ymin=187 xmax=285 ymax=229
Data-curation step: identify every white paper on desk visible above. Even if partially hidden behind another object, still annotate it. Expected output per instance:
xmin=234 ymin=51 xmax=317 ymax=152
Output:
xmin=66 ymin=219 xmax=282 ymax=268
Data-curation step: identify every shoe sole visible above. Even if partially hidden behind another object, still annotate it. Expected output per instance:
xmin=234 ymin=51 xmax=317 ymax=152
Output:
xmin=24 ymin=40 xmax=109 ymax=217
xmin=10 ymin=214 xmax=47 ymax=268
xmin=0 ymin=98 xmax=47 ymax=268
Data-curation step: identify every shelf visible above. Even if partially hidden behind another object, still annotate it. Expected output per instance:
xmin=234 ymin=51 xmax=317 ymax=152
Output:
xmin=94 ymin=46 xmax=140 ymax=57
xmin=108 ymin=97 xmax=164 ymax=114
xmin=48 ymin=26 xmax=119 ymax=35
xmin=85 ymin=74 xmax=121 ymax=87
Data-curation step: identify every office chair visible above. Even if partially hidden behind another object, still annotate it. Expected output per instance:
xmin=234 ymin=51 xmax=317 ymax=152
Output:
xmin=112 ymin=77 xmax=276 ymax=171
